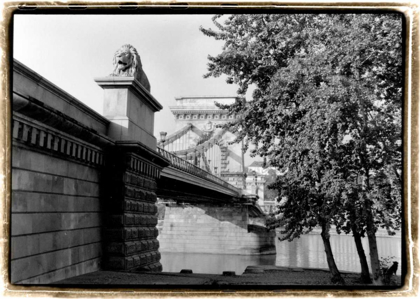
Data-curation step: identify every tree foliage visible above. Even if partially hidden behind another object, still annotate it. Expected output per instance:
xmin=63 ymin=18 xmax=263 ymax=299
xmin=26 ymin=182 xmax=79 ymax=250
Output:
xmin=263 ymin=169 xmax=279 ymax=201
xmin=201 ymin=13 xmax=403 ymax=284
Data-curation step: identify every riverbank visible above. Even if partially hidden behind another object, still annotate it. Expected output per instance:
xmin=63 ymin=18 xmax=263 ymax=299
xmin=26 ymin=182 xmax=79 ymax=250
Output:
xmin=158 ymin=232 xmax=402 ymax=276
xmin=52 ymin=265 xmax=401 ymax=287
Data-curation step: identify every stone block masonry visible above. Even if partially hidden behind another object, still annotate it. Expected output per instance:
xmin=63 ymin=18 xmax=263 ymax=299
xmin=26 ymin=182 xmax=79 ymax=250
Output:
xmin=158 ymin=205 xmax=276 ymax=255
xmin=103 ymin=148 xmax=164 ymax=271
xmin=11 ymin=115 xmax=105 ymax=284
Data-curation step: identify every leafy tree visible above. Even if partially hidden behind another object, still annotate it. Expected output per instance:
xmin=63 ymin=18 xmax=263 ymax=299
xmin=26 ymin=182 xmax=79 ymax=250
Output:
xmin=201 ymin=13 xmax=402 ymax=284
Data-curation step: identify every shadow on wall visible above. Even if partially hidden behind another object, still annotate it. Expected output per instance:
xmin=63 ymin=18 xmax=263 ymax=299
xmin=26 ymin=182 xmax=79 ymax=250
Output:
xmin=157 ymin=202 xmax=250 ymax=229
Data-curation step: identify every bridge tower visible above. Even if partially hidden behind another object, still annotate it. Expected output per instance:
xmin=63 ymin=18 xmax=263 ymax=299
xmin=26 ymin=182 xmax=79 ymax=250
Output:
xmin=159 ymin=96 xmax=247 ymax=190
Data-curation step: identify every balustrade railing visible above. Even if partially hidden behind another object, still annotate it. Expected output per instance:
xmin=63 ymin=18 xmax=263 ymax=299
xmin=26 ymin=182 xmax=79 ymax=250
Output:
xmin=157 ymin=147 xmax=240 ymax=193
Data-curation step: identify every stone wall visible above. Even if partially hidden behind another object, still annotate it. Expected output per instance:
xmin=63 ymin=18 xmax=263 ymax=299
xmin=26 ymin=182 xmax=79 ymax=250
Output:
xmin=158 ymin=204 xmax=276 ymax=255
xmin=11 ymin=60 xmax=168 ymax=284
xmin=11 ymin=113 xmax=105 ymax=284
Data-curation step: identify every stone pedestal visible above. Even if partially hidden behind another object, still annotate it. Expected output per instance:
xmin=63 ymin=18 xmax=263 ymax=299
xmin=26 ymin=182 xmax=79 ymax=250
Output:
xmin=95 ymin=77 xmax=162 ymax=150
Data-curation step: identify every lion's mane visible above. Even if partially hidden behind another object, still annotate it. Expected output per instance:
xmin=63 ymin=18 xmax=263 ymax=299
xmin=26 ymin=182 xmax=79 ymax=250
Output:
xmin=111 ymin=44 xmax=151 ymax=92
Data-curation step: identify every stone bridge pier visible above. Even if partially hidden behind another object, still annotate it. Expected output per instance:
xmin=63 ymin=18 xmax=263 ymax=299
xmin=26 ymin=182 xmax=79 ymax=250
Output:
xmin=157 ymin=202 xmax=276 ymax=255
xmin=95 ymin=74 xmax=169 ymax=272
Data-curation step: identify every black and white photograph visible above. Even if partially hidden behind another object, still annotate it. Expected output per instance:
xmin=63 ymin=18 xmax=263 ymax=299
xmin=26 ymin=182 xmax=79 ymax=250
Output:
xmin=4 ymin=5 xmax=412 ymax=294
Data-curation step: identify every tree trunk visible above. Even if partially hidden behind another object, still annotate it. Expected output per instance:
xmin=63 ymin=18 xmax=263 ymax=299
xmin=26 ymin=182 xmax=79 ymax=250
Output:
xmin=320 ymin=221 xmax=345 ymax=285
xmin=363 ymin=172 xmax=384 ymax=286
xmin=358 ymin=78 xmax=384 ymax=286
xmin=366 ymin=207 xmax=383 ymax=285
xmin=351 ymin=224 xmax=372 ymax=283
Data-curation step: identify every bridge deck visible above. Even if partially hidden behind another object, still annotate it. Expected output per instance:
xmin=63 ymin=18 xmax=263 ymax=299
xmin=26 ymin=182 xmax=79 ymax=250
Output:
xmin=157 ymin=147 xmax=242 ymax=200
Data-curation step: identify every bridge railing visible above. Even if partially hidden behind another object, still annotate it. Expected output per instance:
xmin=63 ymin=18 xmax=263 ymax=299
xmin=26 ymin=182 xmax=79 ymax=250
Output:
xmin=157 ymin=147 xmax=240 ymax=193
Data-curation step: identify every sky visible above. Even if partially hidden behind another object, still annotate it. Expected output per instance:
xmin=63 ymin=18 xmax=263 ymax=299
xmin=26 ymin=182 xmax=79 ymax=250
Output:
xmin=13 ymin=14 xmax=247 ymax=139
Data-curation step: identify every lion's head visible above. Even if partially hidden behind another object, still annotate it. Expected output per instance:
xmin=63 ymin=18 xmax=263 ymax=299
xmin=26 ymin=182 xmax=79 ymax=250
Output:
xmin=110 ymin=44 xmax=151 ymax=92
xmin=111 ymin=44 xmax=141 ymax=77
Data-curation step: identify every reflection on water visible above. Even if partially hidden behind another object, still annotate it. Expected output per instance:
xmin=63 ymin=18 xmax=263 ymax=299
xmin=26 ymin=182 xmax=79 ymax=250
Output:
xmin=160 ymin=231 xmax=402 ymax=275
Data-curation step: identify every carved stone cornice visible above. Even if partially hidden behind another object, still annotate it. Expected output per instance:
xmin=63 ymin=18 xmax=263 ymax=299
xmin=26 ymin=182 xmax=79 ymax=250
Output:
xmin=114 ymin=141 xmax=170 ymax=168
xmin=13 ymin=92 xmax=114 ymax=148
xmin=12 ymin=114 xmax=106 ymax=168
xmin=170 ymin=109 xmax=229 ymax=115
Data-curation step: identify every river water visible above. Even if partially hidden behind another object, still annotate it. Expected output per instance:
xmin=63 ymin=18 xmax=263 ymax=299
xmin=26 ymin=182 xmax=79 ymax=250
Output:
xmin=160 ymin=230 xmax=402 ymax=275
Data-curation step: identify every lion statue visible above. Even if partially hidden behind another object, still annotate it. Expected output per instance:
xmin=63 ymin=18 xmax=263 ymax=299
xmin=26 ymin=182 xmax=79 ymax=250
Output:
xmin=110 ymin=44 xmax=151 ymax=92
